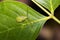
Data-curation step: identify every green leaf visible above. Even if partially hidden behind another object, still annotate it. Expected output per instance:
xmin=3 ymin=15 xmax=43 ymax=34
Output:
xmin=0 ymin=1 xmax=48 ymax=40
xmin=33 ymin=0 xmax=60 ymax=12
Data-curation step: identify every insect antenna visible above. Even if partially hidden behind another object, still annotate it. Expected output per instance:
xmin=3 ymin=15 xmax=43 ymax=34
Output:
xmin=26 ymin=6 xmax=34 ymax=28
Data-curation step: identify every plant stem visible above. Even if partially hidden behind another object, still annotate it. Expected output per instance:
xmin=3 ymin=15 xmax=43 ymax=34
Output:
xmin=32 ymin=0 xmax=51 ymax=16
xmin=52 ymin=16 xmax=60 ymax=24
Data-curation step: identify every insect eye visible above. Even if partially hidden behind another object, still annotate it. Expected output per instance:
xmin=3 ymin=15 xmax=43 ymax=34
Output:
xmin=16 ymin=16 xmax=27 ymax=22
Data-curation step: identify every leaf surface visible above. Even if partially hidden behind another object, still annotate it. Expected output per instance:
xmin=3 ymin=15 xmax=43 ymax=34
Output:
xmin=33 ymin=0 xmax=60 ymax=12
xmin=0 ymin=1 xmax=48 ymax=40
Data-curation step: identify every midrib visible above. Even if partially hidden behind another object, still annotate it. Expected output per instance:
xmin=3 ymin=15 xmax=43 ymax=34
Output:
xmin=50 ymin=0 xmax=54 ymax=14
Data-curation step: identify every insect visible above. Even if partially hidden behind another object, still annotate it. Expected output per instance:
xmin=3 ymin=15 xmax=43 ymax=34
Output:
xmin=16 ymin=3 xmax=29 ymax=23
xmin=16 ymin=16 xmax=27 ymax=22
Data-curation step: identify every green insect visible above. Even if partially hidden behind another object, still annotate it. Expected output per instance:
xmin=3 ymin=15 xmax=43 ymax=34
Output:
xmin=16 ymin=16 xmax=27 ymax=22
xmin=16 ymin=4 xmax=29 ymax=23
